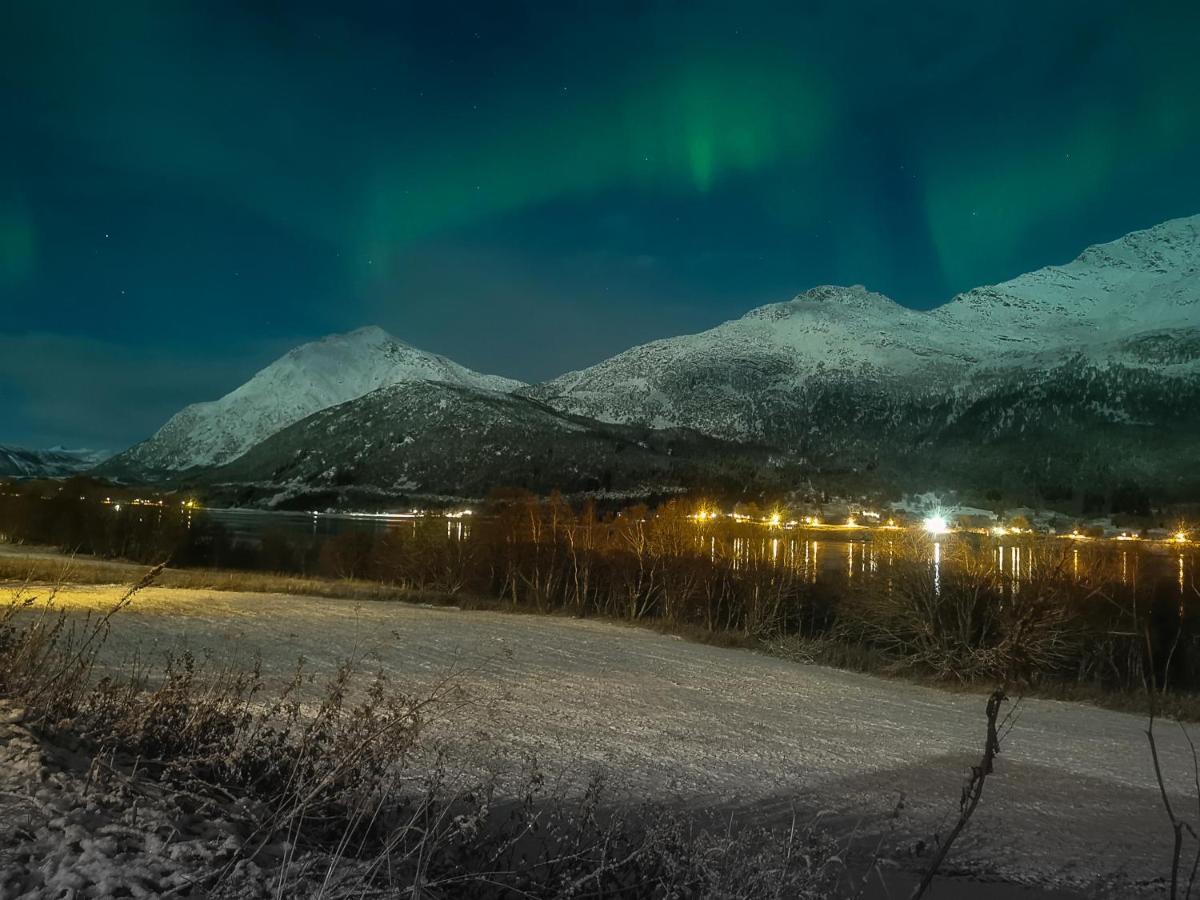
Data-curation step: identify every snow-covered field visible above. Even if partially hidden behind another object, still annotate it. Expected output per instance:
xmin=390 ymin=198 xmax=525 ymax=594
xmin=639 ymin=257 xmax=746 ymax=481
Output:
xmin=5 ymin=583 xmax=1189 ymax=893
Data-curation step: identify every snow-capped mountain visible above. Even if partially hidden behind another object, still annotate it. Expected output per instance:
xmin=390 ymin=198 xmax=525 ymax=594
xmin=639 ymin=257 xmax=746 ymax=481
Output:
xmin=525 ymin=215 xmax=1200 ymax=444
xmin=521 ymin=284 xmax=970 ymax=440
xmin=933 ymin=214 xmax=1200 ymax=360
xmin=98 ymin=214 xmax=1200 ymax=503
xmin=0 ymin=446 xmax=112 ymax=479
xmin=102 ymin=327 xmax=522 ymax=476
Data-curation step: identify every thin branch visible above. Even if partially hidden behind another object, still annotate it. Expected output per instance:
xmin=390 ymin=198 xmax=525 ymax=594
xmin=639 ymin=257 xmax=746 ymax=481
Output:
xmin=911 ymin=689 xmax=1007 ymax=900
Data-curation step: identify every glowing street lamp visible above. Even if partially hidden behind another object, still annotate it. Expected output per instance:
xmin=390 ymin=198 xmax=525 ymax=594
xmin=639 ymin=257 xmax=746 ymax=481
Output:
xmin=923 ymin=515 xmax=948 ymax=536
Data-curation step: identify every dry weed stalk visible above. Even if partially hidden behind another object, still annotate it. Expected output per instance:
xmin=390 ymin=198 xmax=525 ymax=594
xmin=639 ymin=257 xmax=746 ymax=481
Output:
xmin=910 ymin=689 xmax=1009 ymax=900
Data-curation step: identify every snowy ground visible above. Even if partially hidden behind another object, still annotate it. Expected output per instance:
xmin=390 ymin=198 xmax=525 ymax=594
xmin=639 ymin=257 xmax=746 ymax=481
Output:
xmin=4 ymin=582 xmax=1191 ymax=894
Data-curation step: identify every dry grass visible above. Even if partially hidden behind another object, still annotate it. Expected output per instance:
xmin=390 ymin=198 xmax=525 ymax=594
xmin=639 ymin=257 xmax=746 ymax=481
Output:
xmin=0 ymin=552 xmax=442 ymax=604
xmin=0 ymin=573 xmax=846 ymax=899
xmin=8 ymin=545 xmax=1200 ymax=722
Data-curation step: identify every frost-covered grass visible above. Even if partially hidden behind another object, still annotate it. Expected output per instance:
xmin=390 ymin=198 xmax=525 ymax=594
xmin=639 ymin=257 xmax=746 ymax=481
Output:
xmin=4 ymin=578 xmax=1195 ymax=895
xmin=5 ymin=543 xmax=1199 ymax=721
xmin=0 ymin=576 xmax=845 ymax=899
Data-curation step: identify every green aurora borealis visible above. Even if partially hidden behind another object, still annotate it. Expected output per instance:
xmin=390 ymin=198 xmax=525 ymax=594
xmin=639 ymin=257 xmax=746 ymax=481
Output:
xmin=2 ymin=0 xmax=1199 ymax=447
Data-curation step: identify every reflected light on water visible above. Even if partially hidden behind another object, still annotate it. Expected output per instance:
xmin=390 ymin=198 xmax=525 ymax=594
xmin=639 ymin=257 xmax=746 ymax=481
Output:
xmin=933 ymin=541 xmax=941 ymax=596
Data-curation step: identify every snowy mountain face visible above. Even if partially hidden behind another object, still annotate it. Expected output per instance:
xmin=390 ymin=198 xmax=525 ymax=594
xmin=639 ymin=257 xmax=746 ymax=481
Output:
xmin=101 ymin=327 xmax=523 ymax=477
xmin=200 ymin=380 xmax=795 ymax=506
xmin=520 ymin=216 xmax=1200 ymax=496
xmin=521 ymin=284 xmax=978 ymax=441
xmin=934 ymin=215 xmax=1200 ymax=360
xmin=0 ymin=446 xmax=112 ymax=479
xmin=96 ymin=214 xmax=1200 ymax=502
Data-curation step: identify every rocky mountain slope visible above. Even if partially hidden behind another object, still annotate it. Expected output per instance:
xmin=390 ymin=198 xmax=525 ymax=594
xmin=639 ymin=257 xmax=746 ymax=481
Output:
xmin=198 ymin=380 xmax=795 ymax=506
xmin=526 ymin=216 xmax=1200 ymax=436
xmin=515 ymin=216 xmax=1200 ymax=499
xmin=933 ymin=214 xmax=1200 ymax=357
xmin=0 ymin=446 xmax=111 ymax=479
xmin=101 ymin=327 xmax=522 ymax=477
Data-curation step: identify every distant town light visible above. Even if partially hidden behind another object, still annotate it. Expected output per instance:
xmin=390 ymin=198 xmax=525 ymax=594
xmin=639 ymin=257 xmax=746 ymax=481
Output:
xmin=1176 ymin=531 xmax=1189 ymax=544
xmin=923 ymin=515 xmax=948 ymax=536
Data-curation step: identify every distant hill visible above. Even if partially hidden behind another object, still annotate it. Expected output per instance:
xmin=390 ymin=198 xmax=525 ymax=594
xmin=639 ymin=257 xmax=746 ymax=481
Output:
xmin=0 ymin=446 xmax=111 ymax=479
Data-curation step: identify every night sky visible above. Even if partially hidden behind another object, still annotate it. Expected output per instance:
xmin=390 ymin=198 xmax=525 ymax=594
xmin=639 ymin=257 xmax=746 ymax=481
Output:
xmin=2 ymin=1 xmax=1199 ymax=450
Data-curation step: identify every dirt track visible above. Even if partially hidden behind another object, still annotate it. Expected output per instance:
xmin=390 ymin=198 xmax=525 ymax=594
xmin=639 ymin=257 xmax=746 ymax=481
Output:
xmin=18 ymin=583 xmax=1189 ymax=893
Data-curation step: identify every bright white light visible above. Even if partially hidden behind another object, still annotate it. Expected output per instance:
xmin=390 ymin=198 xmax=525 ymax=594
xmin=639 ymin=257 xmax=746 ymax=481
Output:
xmin=923 ymin=515 xmax=948 ymax=535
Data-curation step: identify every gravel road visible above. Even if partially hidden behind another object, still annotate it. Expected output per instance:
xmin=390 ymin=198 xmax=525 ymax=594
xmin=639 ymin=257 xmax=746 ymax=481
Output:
xmin=17 ymin=583 xmax=1190 ymax=894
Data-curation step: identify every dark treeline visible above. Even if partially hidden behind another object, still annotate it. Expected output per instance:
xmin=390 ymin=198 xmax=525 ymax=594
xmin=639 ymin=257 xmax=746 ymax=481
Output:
xmin=2 ymin=481 xmax=1197 ymax=699
xmin=0 ymin=480 xmax=257 ymax=570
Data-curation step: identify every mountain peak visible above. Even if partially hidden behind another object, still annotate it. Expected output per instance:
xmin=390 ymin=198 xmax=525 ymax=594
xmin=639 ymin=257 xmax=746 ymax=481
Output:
xmin=534 ymin=212 xmax=1200 ymax=441
xmin=341 ymin=325 xmax=398 ymax=344
xmin=935 ymin=211 xmax=1200 ymax=344
xmin=740 ymin=284 xmax=907 ymax=325
xmin=104 ymin=328 xmax=523 ymax=474
xmin=289 ymin=326 xmax=407 ymax=356
xmin=1070 ymin=214 xmax=1200 ymax=273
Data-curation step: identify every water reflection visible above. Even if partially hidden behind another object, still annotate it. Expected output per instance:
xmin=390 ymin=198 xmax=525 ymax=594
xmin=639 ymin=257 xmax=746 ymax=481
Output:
xmin=933 ymin=541 xmax=941 ymax=596
xmin=199 ymin=507 xmax=1195 ymax=599
xmin=701 ymin=531 xmax=1194 ymax=603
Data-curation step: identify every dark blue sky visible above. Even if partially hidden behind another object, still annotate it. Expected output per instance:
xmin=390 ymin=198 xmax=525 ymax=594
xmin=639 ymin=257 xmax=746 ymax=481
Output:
xmin=2 ymin=0 xmax=1198 ymax=449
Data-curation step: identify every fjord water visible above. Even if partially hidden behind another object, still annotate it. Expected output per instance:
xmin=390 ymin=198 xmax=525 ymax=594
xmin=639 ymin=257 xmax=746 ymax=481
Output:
xmin=203 ymin=506 xmax=1194 ymax=596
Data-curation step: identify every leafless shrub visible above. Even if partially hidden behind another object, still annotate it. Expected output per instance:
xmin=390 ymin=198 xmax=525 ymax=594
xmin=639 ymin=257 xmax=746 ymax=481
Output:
xmin=842 ymin=535 xmax=1079 ymax=684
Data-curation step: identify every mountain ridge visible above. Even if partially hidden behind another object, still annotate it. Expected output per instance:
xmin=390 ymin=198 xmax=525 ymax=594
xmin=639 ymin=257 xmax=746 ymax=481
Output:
xmin=0 ymin=446 xmax=112 ymax=479
xmin=91 ymin=213 xmax=1200 ymax=503
xmin=526 ymin=214 xmax=1200 ymax=439
xmin=100 ymin=326 xmax=523 ymax=476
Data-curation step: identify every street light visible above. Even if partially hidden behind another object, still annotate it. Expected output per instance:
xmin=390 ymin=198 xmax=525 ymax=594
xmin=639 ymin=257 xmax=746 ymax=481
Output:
xmin=923 ymin=515 xmax=948 ymax=536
